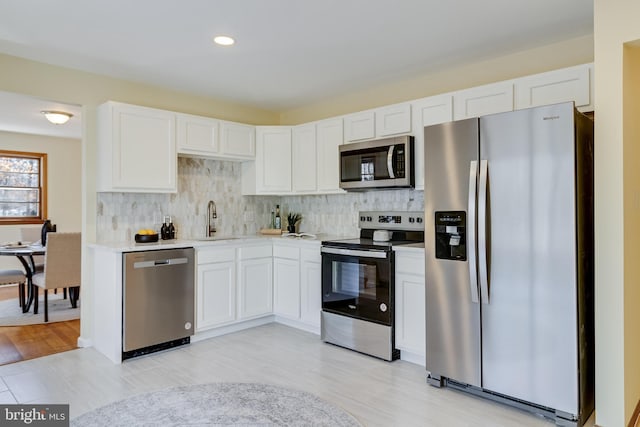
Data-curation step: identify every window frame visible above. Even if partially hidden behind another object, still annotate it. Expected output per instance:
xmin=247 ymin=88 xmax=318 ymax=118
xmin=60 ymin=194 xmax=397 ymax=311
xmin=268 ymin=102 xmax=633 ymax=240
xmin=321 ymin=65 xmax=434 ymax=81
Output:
xmin=0 ymin=149 xmax=48 ymax=225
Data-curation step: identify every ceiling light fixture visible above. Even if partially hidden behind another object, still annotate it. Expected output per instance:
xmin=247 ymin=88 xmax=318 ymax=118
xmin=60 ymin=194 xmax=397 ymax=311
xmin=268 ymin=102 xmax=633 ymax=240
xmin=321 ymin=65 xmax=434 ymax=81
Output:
xmin=41 ymin=110 xmax=73 ymax=125
xmin=213 ymin=35 xmax=235 ymax=46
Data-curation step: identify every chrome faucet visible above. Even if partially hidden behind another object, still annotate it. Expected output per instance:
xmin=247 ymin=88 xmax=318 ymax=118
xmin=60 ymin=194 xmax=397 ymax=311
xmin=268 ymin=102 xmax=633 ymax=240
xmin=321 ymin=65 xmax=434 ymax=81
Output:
xmin=207 ymin=200 xmax=217 ymax=237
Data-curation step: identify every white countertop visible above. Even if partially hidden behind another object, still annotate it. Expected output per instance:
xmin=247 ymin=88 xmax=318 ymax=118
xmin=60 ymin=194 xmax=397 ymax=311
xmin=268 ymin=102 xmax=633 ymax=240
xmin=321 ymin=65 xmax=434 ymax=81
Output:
xmin=393 ymin=242 xmax=425 ymax=251
xmin=89 ymin=233 xmax=350 ymax=253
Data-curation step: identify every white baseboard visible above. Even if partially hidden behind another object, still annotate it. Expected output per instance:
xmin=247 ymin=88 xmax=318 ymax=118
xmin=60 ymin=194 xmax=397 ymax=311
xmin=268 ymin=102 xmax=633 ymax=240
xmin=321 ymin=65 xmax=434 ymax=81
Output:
xmin=77 ymin=336 xmax=92 ymax=348
xmin=399 ymin=349 xmax=425 ymax=366
xmin=192 ymin=316 xmax=274 ymax=342
xmin=273 ymin=315 xmax=320 ymax=335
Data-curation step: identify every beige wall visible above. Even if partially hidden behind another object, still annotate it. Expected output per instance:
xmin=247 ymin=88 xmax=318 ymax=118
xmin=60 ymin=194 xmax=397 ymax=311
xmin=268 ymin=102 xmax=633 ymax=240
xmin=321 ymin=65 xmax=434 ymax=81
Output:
xmin=279 ymin=34 xmax=594 ymax=124
xmin=624 ymin=43 xmax=640 ymax=426
xmin=594 ymin=0 xmax=640 ymax=425
xmin=0 ymin=131 xmax=81 ymax=270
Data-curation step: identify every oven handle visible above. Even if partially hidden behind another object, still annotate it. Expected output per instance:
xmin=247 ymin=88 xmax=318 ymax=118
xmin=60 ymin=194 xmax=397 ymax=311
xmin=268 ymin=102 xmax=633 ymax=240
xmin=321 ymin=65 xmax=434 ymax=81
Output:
xmin=321 ymin=246 xmax=388 ymax=259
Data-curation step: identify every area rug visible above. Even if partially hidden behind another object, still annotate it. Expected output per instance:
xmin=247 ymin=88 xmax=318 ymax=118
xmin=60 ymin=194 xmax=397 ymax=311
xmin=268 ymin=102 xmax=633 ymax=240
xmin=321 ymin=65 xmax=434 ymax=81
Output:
xmin=71 ymin=383 xmax=362 ymax=427
xmin=0 ymin=292 xmax=80 ymax=326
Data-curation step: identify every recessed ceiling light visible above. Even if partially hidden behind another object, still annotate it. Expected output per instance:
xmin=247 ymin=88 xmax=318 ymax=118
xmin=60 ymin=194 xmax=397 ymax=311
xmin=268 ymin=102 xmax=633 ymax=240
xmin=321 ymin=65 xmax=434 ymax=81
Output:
xmin=213 ymin=36 xmax=235 ymax=46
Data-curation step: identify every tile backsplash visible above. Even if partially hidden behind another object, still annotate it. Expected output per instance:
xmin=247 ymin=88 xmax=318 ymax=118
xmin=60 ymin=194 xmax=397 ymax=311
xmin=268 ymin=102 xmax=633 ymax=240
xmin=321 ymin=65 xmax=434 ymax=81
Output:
xmin=96 ymin=157 xmax=424 ymax=242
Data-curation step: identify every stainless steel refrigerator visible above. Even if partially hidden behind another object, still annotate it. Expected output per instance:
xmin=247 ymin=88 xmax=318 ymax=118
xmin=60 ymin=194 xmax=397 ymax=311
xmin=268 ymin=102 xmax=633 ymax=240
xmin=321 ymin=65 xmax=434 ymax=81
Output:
xmin=424 ymin=102 xmax=594 ymax=426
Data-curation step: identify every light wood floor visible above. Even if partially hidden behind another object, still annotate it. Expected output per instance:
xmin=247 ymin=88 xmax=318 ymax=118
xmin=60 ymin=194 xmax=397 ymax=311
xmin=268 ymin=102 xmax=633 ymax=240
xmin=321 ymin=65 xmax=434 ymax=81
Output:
xmin=0 ymin=323 xmax=583 ymax=426
xmin=0 ymin=284 xmax=80 ymax=365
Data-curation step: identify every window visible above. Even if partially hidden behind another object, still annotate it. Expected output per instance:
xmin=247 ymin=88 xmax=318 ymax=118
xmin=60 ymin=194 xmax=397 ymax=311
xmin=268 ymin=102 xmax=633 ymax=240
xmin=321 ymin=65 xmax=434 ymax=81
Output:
xmin=0 ymin=150 xmax=47 ymax=225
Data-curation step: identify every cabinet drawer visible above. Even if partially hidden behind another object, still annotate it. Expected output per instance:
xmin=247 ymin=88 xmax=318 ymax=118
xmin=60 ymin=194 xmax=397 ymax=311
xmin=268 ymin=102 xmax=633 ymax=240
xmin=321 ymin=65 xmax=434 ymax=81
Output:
xmin=396 ymin=253 xmax=425 ymax=276
xmin=197 ymin=247 xmax=235 ymax=264
xmin=301 ymin=247 xmax=321 ymax=263
xmin=273 ymin=244 xmax=300 ymax=260
xmin=239 ymin=245 xmax=273 ymax=260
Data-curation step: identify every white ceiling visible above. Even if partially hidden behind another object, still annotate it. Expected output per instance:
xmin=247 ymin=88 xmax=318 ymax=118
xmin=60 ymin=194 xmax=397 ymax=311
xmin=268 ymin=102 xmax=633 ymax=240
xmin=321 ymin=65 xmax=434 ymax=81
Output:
xmin=0 ymin=0 xmax=592 ymax=137
xmin=0 ymin=91 xmax=82 ymax=139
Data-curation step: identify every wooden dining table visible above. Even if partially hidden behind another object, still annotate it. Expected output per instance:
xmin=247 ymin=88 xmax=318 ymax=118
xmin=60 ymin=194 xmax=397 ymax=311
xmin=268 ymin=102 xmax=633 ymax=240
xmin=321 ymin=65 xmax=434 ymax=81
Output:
xmin=0 ymin=243 xmax=45 ymax=313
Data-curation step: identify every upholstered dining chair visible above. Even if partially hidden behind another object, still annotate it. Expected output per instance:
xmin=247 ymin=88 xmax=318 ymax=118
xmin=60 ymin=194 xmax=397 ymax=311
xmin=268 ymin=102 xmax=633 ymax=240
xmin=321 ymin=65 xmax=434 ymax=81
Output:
xmin=21 ymin=226 xmax=66 ymax=299
xmin=20 ymin=227 xmax=44 ymax=273
xmin=0 ymin=270 xmax=27 ymax=308
xmin=32 ymin=232 xmax=81 ymax=322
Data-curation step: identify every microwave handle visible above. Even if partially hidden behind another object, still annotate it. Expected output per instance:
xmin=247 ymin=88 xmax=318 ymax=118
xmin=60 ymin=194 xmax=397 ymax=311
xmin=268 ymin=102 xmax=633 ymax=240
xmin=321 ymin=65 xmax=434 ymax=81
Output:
xmin=387 ymin=145 xmax=395 ymax=179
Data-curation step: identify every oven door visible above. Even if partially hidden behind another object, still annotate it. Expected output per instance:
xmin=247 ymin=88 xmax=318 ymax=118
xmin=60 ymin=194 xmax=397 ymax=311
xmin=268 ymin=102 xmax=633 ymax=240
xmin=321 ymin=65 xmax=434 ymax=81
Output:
xmin=321 ymin=246 xmax=393 ymax=325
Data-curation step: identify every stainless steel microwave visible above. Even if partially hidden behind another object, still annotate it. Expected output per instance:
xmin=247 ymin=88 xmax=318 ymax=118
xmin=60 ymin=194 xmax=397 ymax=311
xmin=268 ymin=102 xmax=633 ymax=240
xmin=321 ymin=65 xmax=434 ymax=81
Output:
xmin=339 ymin=135 xmax=414 ymax=190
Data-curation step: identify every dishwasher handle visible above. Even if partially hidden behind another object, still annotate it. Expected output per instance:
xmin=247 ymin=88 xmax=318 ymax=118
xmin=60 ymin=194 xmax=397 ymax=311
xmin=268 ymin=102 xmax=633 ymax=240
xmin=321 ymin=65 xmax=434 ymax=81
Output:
xmin=133 ymin=257 xmax=189 ymax=269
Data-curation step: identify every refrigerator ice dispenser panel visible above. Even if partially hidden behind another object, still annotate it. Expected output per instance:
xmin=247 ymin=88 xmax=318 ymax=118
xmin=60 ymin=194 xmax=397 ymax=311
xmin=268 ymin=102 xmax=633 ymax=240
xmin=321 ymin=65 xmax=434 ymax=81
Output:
xmin=435 ymin=211 xmax=466 ymax=261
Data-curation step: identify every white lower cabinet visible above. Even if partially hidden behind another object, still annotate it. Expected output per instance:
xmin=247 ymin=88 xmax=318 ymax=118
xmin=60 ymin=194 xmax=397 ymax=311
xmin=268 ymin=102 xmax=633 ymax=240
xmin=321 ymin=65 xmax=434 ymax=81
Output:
xmin=197 ymin=261 xmax=235 ymax=329
xmin=300 ymin=248 xmax=322 ymax=328
xmin=196 ymin=247 xmax=236 ymax=331
xmin=238 ymin=257 xmax=273 ymax=319
xmin=273 ymin=244 xmax=301 ymax=319
xmin=273 ymin=257 xmax=300 ymax=319
xmin=394 ymin=247 xmax=426 ymax=365
xmin=196 ymin=244 xmax=273 ymax=333
xmin=238 ymin=244 xmax=273 ymax=319
xmin=273 ymin=242 xmax=321 ymax=333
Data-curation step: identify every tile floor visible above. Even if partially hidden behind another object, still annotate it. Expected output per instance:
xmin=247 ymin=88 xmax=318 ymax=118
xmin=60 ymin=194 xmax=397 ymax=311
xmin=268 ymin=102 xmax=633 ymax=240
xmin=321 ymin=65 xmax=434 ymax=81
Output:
xmin=0 ymin=323 xmax=588 ymax=426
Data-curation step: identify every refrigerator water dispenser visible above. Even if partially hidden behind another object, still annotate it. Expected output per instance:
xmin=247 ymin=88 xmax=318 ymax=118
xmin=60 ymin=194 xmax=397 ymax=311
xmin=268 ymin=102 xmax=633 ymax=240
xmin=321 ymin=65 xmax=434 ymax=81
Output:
xmin=435 ymin=211 xmax=466 ymax=261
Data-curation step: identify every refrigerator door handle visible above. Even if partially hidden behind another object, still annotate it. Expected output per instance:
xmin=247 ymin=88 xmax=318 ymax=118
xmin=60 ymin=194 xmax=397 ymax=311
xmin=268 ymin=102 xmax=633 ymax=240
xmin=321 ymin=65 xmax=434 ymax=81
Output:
xmin=467 ymin=160 xmax=479 ymax=304
xmin=478 ymin=159 xmax=490 ymax=304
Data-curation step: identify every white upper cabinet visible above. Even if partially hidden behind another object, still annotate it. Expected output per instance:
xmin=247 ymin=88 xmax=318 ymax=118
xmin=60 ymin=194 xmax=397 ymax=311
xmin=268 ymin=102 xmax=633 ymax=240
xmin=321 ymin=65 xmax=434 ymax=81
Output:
xmin=176 ymin=113 xmax=219 ymax=156
xmin=292 ymin=124 xmax=317 ymax=193
xmin=344 ymin=110 xmax=375 ymax=142
xmin=316 ymin=118 xmax=344 ymax=193
xmin=344 ymin=104 xmax=412 ymax=143
xmin=453 ymin=81 xmax=514 ymax=120
xmin=177 ymin=114 xmax=255 ymax=161
xmin=220 ymin=120 xmax=256 ymax=159
xmin=376 ymin=103 xmax=412 ymax=137
xmin=246 ymin=119 xmax=343 ymax=196
xmin=515 ymin=63 xmax=593 ymax=112
xmin=411 ymin=94 xmax=454 ymax=191
xmin=97 ymin=101 xmax=177 ymax=193
xmin=255 ymin=126 xmax=292 ymax=194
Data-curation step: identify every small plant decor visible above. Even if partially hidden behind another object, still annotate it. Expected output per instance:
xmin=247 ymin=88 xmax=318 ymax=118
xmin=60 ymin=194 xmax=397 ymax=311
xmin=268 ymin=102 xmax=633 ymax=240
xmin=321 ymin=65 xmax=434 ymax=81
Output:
xmin=286 ymin=212 xmax=302 ymax=233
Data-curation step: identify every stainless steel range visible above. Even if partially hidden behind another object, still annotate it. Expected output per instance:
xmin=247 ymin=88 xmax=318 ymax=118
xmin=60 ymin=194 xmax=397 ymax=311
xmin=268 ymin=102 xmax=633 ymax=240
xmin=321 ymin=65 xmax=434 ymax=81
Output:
xmin=320 ymin=211 xmax=424 ymax=361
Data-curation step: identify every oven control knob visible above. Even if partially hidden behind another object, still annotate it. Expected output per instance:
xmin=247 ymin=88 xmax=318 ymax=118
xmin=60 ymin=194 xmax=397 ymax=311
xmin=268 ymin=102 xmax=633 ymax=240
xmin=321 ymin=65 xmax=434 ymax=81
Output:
xmin=417 ymin=217 xmax=423 ymax=223
xmin=367 ymin=216 xmax=372 ymax=222
xmin=379 ymin=303 xmax=388 ymax=312
xmin=409 ymin=217 xmax=415 ymax=223
xmin=360 ymin=216 xmax=366 ymax=221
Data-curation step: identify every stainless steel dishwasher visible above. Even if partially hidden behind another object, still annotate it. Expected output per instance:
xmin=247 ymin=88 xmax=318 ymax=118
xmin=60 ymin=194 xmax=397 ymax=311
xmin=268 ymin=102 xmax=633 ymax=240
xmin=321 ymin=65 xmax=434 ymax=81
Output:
xmin=122 ymin=247 xmax=195 ymax=359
